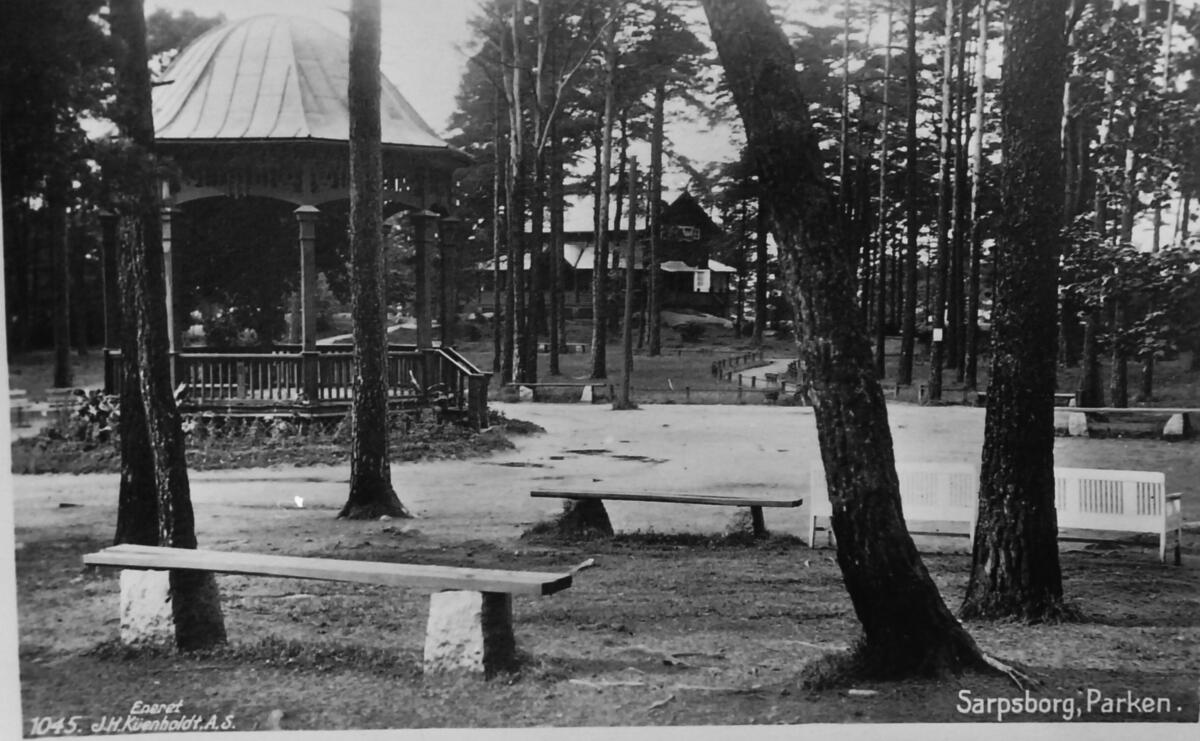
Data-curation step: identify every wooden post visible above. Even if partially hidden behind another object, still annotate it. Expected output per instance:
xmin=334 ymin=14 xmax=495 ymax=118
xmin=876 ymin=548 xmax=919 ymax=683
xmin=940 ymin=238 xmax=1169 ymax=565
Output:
xmin=160 ymin=203 xmax=180 ymax=387
xmin=439 ymin=216 xmax=463 ymax=347
xmin=750 ymin=506 xmax=767 ymax=538
xmin=410 ymin=210 xmax=439 ymax=349
xmin=295 ymin=206 xmax=320 ymax=402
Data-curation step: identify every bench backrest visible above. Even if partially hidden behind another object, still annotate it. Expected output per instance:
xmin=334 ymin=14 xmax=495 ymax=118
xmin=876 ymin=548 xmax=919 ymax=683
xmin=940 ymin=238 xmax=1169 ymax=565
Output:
xmin=809 ymin=462 xmax=978 ymax=523
xmin=1053 ymin=467 xmax=1166 ymax=534
xmin=811 ymin=464 xmax=1170 ymax=535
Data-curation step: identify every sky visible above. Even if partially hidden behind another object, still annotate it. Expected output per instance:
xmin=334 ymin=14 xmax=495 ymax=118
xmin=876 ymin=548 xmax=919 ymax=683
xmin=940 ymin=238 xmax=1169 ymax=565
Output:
xmin=146 ymin=0 xmax=744 ymax=204
xmin=140 ymin=0 xmax=1195 ymax=245
xmin=148 ymin=0 xmax=478 ymax=135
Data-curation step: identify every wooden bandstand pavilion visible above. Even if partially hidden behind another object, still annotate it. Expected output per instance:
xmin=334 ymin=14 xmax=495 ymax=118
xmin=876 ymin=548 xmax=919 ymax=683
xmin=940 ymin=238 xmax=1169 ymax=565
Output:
xmin=100 ymin=14 xmax=488 ymax=426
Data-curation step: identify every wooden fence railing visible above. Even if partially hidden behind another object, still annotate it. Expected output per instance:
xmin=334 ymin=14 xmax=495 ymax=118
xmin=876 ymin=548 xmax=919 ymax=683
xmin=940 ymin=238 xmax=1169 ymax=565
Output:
xmin=103 ymin=345 xmax=491 ymax=427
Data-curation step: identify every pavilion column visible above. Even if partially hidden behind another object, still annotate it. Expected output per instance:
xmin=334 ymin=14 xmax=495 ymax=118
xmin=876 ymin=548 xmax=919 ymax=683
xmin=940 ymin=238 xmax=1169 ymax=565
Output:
xmin=160 ymin=204 xmax=180 ymax=388
xmin=439 ymin=216 xmax=462 ymax=347
xmin=295 ymin=205 xmax=320 ymax=402
xmin=99 ymin=210 xmax=120 ymax=394
xmin=410 ymin=210 xmax=439 ymax=350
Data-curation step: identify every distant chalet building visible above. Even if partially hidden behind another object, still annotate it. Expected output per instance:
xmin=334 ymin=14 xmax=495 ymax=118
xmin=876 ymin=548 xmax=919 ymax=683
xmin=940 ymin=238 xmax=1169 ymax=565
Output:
xmin=480 ymin=192 xmax=735 ymax=318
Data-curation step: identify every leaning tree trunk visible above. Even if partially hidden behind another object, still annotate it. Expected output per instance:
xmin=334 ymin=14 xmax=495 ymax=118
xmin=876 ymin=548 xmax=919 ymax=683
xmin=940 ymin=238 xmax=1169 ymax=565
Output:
xmin=701 ymin=0 xmax=992 ymax=680
xmin=960 ymin=0 xmax=1071 ymax=622
xmin=109 ymin=0 xmax=226 ymax=650
xmin=339 ymin=0 xmax=409 ymax=520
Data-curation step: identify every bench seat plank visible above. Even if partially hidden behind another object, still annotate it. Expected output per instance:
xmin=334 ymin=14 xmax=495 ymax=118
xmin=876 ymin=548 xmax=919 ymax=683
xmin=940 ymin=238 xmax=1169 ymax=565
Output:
xmin=84 ymin=544 xmax=572 ymax=596
xmin=531 ymin=489 xmax=802 ymax=508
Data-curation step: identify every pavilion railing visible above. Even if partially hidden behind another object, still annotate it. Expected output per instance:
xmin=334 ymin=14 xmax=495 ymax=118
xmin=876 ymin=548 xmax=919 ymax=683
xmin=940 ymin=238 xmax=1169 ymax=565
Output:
xmin=103 ymin=345 xmax=491 ymax=427
xmin=179 ymin=352 xmax=304 ymax=402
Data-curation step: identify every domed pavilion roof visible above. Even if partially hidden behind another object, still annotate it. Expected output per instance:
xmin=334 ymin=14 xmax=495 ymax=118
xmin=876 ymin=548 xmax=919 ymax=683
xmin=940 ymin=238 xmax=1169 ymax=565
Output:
xmin=153 ymin=14 xmax=453 ymax=152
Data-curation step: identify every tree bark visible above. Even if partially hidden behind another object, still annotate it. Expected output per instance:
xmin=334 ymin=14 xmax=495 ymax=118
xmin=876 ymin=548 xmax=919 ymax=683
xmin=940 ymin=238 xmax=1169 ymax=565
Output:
xmin=702 ymin=0 xmax=991 ymax=680
xmin=339 ymin=0 xmax=409 ymax=520
xmin=109 ymin=0 xmax=226 ymax=650
xmin=504 ymin=0 xmax=527 ymax=386
xmin=960 ymin=0 xmax=1071 ymax=622
xmin=549 ymin=119 xmax=564 ymax=375
xmin=492 ymin=90 xmax=505 ymax=377
xmin=755 ymin=193 xmax=768 ymax=348
xmin=590 ymin=2 xmax=620 ymax=380
xmin=964 ymin=0 xmax=988 ymax=392
xmin=1109 ymin=292 xmax=1128 ymax=408
xmin=1075 ymin=310 xmax=1104 ymax=406
xmin=615 ymin=157 xmax=638 ymax=411
xmin=948 ymin=0 xmax=969 ymax=377
xmin=49 ymin=174 xmax=73 ymax=388
xmin=1139 ymin=357 xmax=1153 ymax=402
xmin=874 ymin=0 xmax=894 ymax=377
xmin=928 ymin=0 xmax=954 ymax=402
xmin=897 ymin=0 xmax=920 ymax=387
xmin=648 ymin=80 xmax=666 ymax=356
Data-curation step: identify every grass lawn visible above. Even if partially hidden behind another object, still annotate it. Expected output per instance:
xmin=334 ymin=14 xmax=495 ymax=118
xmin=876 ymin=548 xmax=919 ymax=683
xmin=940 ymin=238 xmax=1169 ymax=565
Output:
xmin=11 ymin=403 xmax=1200 ymax=731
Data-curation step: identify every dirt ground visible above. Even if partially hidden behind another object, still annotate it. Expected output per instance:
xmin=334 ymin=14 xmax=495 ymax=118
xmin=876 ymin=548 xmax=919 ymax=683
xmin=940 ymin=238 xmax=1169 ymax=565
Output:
xmin=10 ymin=402 xmax=1200 ymax=734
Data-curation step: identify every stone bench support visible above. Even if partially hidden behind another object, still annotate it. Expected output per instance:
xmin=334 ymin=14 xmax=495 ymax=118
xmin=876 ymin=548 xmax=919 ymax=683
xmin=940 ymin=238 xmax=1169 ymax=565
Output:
xmin=423 ymin=591 xmax=516 ymax=675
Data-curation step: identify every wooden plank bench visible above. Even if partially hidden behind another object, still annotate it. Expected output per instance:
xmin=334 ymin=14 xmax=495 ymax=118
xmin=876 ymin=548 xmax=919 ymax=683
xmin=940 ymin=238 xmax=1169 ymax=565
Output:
xmin=977 ymin=390 xmax=1076 ymax=407
xmin=83 ymin=544 xmax=574 ymax=675
xmin=808 ymin=462 xmax=979 ymax=548
xmin=1059 ymin=407 xmax=1198 ymax=439
xmin=809 ymin=464 xmax=1184 ymax=563
xmin=531 ymin=489 xmax=803 ymax=537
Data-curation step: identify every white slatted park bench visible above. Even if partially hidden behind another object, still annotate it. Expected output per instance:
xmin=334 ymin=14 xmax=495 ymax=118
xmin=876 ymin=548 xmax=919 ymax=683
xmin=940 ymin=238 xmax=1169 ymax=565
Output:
xmin=531 ymin=489 xmax=803 ymax=537
xmin=808 ymin=462 xmax=979 ymax=548
xmin=1054 ymin=468 xmax=1183 ymax=564
xmin=809 ymin=464 xmax=1184 ymax=563
xmin=82 ymin=543 xmax=575 ymax=675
